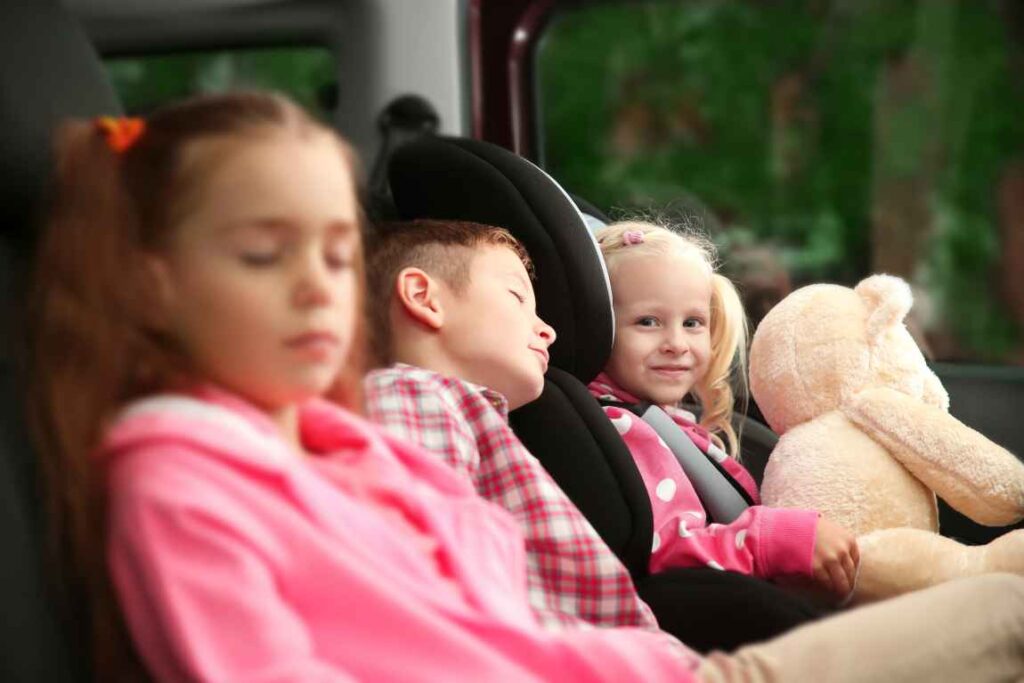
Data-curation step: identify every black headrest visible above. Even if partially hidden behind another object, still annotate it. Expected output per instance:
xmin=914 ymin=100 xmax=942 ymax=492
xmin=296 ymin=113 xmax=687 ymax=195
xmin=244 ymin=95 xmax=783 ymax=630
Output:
xmin=0 ymin=0 xmax=121 ymax=250
xmin=388 ymin=136 xmax=613 ymax=383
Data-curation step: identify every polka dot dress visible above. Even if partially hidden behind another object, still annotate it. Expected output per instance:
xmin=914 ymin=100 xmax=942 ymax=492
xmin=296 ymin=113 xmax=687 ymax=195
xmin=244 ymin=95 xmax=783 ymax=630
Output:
xmin=600 ymin=405 xmax=816 ymax=579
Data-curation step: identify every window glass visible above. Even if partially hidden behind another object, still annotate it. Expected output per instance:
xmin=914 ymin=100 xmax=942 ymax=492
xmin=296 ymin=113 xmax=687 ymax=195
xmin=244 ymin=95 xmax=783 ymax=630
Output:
xmin=106 ymin=46 xmax=336 ymax=120
xmin=537 ymin=1 xmax=1024 ymax=364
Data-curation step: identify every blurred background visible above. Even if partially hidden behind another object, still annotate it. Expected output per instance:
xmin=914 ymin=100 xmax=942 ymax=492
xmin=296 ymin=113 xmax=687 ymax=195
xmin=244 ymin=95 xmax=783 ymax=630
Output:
xmin=535 ymin=0 xmax=1024 ymax=366
xmin=102 ymin=0 xmax=1024 ymax=366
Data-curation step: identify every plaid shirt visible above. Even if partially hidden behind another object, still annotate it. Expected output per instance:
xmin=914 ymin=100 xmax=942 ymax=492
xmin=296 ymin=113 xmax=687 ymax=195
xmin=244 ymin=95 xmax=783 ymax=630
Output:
xmin=364 ymin=364 xmax=660 ymax=633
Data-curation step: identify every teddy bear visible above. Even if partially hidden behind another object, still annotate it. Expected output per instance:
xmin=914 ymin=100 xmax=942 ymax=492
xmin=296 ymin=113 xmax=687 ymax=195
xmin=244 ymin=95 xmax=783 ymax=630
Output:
xmin=748 ymin=274 xmax=1024 ymax=604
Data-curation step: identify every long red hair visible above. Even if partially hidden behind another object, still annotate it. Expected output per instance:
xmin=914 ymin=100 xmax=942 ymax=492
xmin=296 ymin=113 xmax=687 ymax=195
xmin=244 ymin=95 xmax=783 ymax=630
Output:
xmin=27 ymin=91 xmax=367 ymax=679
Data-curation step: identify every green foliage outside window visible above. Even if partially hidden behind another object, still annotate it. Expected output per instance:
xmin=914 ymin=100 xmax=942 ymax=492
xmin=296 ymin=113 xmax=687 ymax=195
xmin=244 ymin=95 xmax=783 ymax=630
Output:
xmin=537 ymin=0 xmax=1024 ymax=363
xmin=106 ymin=46 xmax=335 ymax=119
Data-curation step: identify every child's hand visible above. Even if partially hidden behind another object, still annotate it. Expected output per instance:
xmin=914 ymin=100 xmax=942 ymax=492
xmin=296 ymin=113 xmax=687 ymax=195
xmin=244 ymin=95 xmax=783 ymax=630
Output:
xmin=811 ymin=518 xmax=860 ymax=598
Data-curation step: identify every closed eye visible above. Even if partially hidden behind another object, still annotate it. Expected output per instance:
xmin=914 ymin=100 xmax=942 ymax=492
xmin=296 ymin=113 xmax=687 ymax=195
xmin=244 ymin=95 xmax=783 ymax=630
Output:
xmin=510 ymin=290 xmax=526 ymax=303
xmin=325 ymin=249 xmax=354 ymax=272
xmin=240 ymin=251 xmax=280 ymax=267
xmin=325 ymin=234 xmax=356 ymax=272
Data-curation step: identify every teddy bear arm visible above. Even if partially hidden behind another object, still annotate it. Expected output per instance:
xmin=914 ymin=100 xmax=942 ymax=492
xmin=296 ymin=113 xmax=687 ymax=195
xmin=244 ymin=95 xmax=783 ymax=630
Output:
xmin=842 ymin=387 xmax=1024 ymax=526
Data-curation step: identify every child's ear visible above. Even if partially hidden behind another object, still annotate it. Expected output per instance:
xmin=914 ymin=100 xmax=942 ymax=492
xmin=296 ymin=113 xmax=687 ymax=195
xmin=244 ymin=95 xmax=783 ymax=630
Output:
xmin=395 ymin=267 xmax=444 ymax=330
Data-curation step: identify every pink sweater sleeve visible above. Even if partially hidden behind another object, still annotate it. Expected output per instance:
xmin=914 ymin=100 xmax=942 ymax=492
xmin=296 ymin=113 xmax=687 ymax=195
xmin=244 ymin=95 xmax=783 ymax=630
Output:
xmin=109 ymin=468 xmax=355 ymax=682
xmin=651 ymin=505 xmax=820 ymax=578
xmin=604 ymin=407 xmax=819 ymax=579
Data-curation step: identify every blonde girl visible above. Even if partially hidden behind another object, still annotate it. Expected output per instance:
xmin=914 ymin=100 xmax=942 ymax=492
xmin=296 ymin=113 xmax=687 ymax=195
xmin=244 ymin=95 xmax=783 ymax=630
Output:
xmin=592 ymin=220 xmax=859 ymax=602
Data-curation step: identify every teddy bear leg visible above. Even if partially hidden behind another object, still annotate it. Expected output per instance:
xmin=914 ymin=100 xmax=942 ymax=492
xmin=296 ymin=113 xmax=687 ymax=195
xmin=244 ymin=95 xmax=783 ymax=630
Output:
xmin=849 ymin=528 xmax=989 ymax=605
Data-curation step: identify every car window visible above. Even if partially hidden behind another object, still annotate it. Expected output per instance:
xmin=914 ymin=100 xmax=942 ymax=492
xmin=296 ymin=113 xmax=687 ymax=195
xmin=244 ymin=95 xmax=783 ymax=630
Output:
xmin=536 ymin=1 xmax=1024 ymax=365
xmin=106 ymin=45 xmax=336 ymax=119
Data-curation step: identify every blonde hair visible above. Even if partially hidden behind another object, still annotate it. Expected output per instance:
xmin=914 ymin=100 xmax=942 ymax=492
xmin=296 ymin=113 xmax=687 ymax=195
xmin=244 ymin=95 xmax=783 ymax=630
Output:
xmin=596 ymin=220 xmax=748 ymax=458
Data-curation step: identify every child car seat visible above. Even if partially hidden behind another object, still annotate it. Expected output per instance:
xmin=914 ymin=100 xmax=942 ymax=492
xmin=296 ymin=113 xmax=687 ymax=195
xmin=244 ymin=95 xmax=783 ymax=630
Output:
xmin=387 ymin=135 xmax=824 ymax=652
xmin=0 ymin=1 xmax=123 ymax=680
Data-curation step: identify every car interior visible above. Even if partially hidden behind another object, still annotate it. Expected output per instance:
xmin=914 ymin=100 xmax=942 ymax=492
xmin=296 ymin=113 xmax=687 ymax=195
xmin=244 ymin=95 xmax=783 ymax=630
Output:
xmin=2 ymin=0 xmax=1023 ymax=680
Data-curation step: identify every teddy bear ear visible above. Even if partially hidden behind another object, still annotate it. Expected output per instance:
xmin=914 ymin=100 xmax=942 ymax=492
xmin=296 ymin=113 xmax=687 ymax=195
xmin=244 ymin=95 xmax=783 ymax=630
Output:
xmin=855 ymin=274 xmax=913 ymax=340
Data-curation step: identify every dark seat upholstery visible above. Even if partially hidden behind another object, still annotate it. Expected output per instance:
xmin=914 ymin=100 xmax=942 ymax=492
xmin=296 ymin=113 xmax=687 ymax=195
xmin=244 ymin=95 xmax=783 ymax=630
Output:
xmin=0 ymin=2 xmax=122 ymax=680
xmin=933 ymin=365 xmax=1024 ymax=545
xmin=388 ymin=135 xmax=822 ymax=652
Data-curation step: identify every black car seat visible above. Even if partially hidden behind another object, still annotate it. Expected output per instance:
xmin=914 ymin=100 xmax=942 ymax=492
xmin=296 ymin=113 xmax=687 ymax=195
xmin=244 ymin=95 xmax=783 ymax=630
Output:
xmin=387 ymin=136 xmax=824 ymax=652
xmin=0 ymin=1 xmax=123 ymax=680
xmin=366 ymin=94 xmax=441 ymax=221
xmin=570 ymin=193 xmax=611 ymax=234
xmin=936 ymin=370 xmax=1024 ymax=544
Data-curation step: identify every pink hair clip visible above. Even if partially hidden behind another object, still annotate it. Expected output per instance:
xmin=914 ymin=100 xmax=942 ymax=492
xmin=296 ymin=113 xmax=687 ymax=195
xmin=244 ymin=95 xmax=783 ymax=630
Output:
xmin=622 ymin=230 xmax=645 ymax=246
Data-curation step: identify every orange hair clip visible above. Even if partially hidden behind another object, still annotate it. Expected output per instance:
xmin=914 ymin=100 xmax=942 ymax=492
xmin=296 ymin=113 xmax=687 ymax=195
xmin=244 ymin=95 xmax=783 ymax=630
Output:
xmin=95 ymin=116 xmax=146 ymax=153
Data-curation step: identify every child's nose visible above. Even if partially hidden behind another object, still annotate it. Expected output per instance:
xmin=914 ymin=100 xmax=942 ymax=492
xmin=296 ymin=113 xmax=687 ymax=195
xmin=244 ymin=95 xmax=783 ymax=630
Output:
xmin=293 ymin=256 xmax=333 ymax=308
xmin=536 ymin=318 xmax=556 ymax=347
xmin=661 ymin=328 xmax=688 ymax=353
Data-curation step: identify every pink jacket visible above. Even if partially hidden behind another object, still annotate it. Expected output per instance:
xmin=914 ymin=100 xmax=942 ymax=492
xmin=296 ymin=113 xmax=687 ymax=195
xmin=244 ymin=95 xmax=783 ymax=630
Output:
xmin=104 ymin=385 xmax=698 ymax=681
xmin=588 ymin=374 xmax=819 ymax=579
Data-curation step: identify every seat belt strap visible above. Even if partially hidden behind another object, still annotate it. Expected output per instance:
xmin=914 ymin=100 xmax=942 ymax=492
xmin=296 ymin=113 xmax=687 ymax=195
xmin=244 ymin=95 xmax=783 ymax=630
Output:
xmin=598 ymin=398 xmax=752 ymax=523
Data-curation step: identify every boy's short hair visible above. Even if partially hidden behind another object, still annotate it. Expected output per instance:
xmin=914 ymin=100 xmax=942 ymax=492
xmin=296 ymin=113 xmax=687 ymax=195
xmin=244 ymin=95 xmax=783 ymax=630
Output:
xmin=366 ymin=219 xmax=534 ymax=365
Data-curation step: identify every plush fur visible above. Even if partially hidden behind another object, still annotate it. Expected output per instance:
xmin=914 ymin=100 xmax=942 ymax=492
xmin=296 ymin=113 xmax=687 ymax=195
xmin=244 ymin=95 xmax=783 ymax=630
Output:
xmin=749 ymin=274 xmax=1024 ymax=603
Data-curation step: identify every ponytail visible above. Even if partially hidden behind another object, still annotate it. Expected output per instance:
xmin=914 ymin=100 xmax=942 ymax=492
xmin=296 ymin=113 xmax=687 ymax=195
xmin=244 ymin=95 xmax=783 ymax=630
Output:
xmin=692 ymin=273 xmax=748 ymax=459
xmin=29 ymin=119 xmax=149 ymax=680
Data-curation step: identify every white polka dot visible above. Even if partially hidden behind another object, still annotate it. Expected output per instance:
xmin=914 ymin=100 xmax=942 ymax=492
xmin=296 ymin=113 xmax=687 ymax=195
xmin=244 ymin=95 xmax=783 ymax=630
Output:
xmin=655 ymin=478 xmax=677 ymax=502
xmin=707 ymin=560 xmax=724 ymax=571
xmin=652 ymin=532 xmax=661 ymax=553
xmin=735 ymin=530 xmax=747 ymax=549
xmin=677 ymin=519 xmax=692 ymax=538
xmin=610 ymin=414 xmax=633 ymax=435
xmin=685 ymin=510 xmax=703 ymax=519
xmin=708 ymin=445 xmax=728 ymax=463
xmin=657 ymin=437 xmax=668 ymax=450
